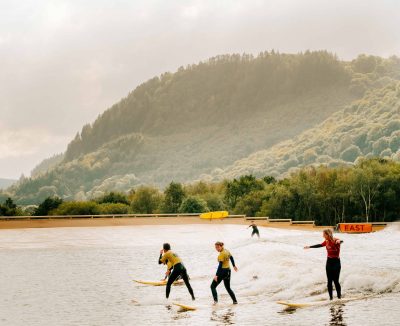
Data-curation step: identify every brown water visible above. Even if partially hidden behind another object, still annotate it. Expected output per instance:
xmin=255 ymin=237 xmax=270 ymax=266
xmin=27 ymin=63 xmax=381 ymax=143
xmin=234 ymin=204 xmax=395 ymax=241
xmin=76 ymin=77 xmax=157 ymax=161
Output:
xmin=0 ymin=224 xmax=399 ymax=325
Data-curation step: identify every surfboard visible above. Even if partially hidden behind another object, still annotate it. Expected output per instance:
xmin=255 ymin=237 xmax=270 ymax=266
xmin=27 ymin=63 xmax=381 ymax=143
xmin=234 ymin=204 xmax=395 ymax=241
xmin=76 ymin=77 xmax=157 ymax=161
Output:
xmin=172 ymin=302 xmax=197 ymax=311
xmin=200 ymin=211 xmax=229 ymax=219
xmin=277 ymin=295 xmax=374 ymax=309
xmin=133 ymin=279 xmax=183 ymax=286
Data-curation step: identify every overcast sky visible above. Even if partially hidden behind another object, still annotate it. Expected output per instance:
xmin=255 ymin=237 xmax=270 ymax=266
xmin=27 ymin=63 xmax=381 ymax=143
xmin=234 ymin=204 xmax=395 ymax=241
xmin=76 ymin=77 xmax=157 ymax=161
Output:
xmin=1 ymin=0 xmax=399 ymax=179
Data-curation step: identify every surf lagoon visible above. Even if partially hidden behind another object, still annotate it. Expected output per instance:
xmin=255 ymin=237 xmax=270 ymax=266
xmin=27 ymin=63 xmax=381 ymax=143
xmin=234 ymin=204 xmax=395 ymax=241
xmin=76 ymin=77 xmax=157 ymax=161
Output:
xmin=0 ymin=224 xmax=399 ymax=325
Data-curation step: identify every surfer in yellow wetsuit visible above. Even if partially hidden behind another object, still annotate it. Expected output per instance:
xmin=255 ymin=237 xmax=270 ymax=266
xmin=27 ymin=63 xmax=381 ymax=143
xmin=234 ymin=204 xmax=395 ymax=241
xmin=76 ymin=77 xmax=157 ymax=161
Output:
xmin=158 ymin=243 xmax=195 ymax=300
xmin=211 ymin=241 xmax=238 ymax=304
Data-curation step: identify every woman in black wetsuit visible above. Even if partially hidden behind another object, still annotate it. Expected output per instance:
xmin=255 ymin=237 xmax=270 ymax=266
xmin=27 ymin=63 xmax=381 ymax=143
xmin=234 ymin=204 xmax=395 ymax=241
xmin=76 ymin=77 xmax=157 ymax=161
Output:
xmin=304 ymin=229 xmax=343 ymax=300
xmin=210 ymin=241 xmax=238 ymax=304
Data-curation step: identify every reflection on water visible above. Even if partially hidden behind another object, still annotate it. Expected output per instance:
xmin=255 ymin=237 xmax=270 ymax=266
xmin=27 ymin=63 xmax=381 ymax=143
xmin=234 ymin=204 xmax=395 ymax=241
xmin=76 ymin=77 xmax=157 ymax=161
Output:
xmin=210 ymin=308 xmax=235 ymax=325
xmin=278 ymin=306 xmax=297 ymax=315
xmin=329 ymin=305 xmax=346 ymax=326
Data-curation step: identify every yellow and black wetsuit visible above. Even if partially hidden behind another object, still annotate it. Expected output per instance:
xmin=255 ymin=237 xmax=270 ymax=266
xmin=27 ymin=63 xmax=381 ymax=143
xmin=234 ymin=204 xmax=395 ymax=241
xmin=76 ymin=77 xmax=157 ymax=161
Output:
xmin=159 ymin=251 xmax=194 ymax=300
xmin=210 ymin=249 xmax=237 ymax=303
xmin=164 ymin=260 xmax=182 ymax=281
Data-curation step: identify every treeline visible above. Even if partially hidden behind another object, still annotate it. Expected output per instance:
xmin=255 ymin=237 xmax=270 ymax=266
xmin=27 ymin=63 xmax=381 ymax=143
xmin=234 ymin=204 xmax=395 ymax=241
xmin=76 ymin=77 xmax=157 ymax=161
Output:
xmin=2 ymin=158 xmax=399 ymax=225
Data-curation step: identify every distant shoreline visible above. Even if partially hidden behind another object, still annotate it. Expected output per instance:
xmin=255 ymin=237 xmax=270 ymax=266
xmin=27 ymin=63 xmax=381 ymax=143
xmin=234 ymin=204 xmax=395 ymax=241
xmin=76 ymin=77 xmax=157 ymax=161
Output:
xmin=0 ymin=216 xmax=385 ymax=231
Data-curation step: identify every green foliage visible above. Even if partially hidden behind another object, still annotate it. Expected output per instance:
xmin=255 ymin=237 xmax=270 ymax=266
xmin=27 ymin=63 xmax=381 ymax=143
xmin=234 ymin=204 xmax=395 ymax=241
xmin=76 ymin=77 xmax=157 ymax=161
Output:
xmin=95 ymin=191 xmax=129 ymax=205
xmin=131 ymin=186 xmax=163 ymax=214
xmin=201 ymin=193 xmax=226 ymax=211
xmin=263 ymin=176 xmax=277 ymax=184
xmin=4 ymin=159 xmax=400 ymax=224
xmin=51 ymin=201 xmax=99 ymax=215
xmin=97 ymin=203 xmax=130 ymax=214
xmin=163 ymin=182 xmax=185 ymax=213
xmin=212 ymin=81 xmax=400 ymax=182
xmin=224 ymin=175 xmax=264 ymax=209
xmin=0 ymin=197 xmax=21 ymax=216
xmin=260 ymin=159 xmax=400 ymax=224
xmin=340 ymin=145 xmax=362 ymax=162
xmin=34 ymin=196 xmax=63 ymax=216
xmin=31 ymin=153 xmax=64 ymax=177
xmin=233 ymin=190 xmax=266 ymax=217
xmin=179 ymin=196 xmax=209 ymax=213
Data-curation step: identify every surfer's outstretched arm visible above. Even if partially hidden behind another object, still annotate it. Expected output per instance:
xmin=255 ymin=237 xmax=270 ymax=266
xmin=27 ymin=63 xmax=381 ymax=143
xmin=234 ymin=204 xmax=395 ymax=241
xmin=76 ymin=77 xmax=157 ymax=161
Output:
xmin=310 ymin=244 xmax=324 ymax=248
xmin=305 ymin=240 xmax=343 ymax=249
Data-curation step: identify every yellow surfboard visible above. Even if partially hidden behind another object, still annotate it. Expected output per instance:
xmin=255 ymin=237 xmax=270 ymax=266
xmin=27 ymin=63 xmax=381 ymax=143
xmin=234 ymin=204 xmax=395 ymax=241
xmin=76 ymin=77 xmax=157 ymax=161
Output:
xmin=133 ymin=279 xmax=183 ymax=286
xmin=172 ymin=302 xmax=197 ymax=311
xmin=277 ymin=295 xmax=373 ymax=309
xmin=200 ymin=211 xmax=229 ymax=219
xmin=277 ymin=300 xmax=322 ymax=308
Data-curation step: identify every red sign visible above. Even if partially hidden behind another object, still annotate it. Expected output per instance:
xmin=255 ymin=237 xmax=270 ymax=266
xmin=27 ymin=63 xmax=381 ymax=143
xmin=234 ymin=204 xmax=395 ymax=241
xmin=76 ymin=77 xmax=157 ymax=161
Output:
xmin=339 ymin=223 xmax=372 ymax=233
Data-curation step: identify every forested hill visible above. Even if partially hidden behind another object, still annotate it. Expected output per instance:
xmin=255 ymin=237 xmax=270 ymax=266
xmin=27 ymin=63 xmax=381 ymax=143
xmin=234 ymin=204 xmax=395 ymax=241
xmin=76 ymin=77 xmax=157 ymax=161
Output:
xmin=63 ymin=51 xmax=350 ymax=161
xmin=5 ymin=51 xmax=400 ymax=204
xmin=209 ymin=81 xmax=400 ymax=181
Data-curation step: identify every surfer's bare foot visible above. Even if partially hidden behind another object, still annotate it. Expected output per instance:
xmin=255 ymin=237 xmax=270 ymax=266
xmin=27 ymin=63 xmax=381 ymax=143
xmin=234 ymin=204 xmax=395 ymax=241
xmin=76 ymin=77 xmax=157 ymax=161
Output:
xmin=233 ymin=301 xmax=238 ymax=304
xmin=213 ymin=301 xmax=218 ymax=305
xmin=191 ymin=295 xmax=195 ymax=301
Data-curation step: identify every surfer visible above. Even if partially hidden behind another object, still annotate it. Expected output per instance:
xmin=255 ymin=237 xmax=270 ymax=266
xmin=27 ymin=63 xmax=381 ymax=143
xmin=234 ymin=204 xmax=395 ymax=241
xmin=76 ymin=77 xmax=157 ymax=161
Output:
xmin=304 ymin=229 xmax=342 ymax=300
xmin=248 ymin=221 xmax=260 ymax=238
xmin=158 ymin=243 xmax=195 ymax=300
xmin=211 ymin=241 xmax=238 ymax=304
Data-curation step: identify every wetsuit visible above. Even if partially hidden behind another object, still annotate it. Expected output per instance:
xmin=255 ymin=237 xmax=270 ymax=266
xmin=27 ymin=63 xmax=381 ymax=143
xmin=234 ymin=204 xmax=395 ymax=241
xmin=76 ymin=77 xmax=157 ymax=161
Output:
xmin=211 ymin=249 xmax=237 ymax=303
xmin=249 ymin=224 xmax=259 ymax=237
xmin=310 ymin=239 xmax=343 ymax=300
xmin=159 ymin=251 xmax=194 ymax=300
xmin=164 ymin=260 xmax=182 ymax=281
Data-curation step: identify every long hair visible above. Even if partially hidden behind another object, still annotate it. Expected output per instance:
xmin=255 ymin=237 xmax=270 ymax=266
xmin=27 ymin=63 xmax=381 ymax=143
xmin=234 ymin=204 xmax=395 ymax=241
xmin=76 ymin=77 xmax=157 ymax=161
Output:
xmin=323 ymin=229 xmax=334 ymax=242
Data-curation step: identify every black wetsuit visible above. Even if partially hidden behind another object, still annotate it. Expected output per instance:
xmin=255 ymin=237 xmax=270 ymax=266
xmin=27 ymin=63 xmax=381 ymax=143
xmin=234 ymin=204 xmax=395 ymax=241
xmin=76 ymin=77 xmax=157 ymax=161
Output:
xmin=310 ymin=241 xmax=342 ymax=300
xmin=250 ymin=224 xmax=259 ymax=237
xmin=163 ymin=261 xmax=182 ymax=281
xmin=211 ymin=255 xmax=237 ymax=303
xmin=159 ymin=254 xmax=194 ymax=300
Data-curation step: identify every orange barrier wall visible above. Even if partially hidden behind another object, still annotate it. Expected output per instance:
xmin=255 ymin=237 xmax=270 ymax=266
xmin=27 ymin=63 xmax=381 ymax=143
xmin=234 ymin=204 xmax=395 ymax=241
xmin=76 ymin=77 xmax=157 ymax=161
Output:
xmin=339 ymin=223 xmax=372 ymax=233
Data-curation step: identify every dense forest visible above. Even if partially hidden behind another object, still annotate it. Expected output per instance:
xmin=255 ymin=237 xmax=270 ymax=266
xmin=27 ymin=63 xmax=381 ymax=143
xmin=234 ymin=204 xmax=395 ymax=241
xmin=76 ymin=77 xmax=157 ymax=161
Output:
xmin=212 ymin=80 xmax=400 ymax=180
xmin=2 ymin=158 xmax=399 ymax=225
xmin=2 ymin=51 xmax=400 ymax=204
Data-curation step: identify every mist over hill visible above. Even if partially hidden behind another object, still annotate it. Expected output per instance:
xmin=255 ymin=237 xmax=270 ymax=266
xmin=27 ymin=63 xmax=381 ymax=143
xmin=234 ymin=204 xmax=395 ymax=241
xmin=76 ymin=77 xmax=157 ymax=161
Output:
xmin=4 ymin=51 xmax=400 ymax=204
xmin=0 ymin=178 xmax=16 ymax=190
xmin=208 ymin=81 xmax=400 ymax=181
